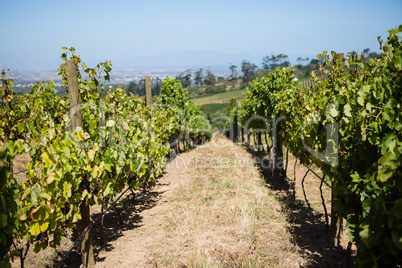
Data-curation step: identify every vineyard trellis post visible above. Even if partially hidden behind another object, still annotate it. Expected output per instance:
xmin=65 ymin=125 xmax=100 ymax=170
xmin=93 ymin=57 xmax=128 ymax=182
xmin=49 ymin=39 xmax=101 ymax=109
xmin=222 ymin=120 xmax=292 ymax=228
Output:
xmin=1 ymin=72 xmax=11 ymax=139
xmin=66 ymin=60 xmax=95 ymax=268
xmin=145 ymin=76 xmax=152 ymax=108
xmin=330 ymin=187 xmax=342 ymax=245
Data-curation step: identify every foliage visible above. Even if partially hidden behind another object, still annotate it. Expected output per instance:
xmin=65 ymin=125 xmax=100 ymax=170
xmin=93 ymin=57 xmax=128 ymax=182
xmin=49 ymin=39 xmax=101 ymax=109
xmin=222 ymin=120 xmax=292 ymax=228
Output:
xmin=0 ymin=47 xmax=180 ymax=266
xmin=194 ymin=68 xmax=203 ymax=86
xmin=228 ymin=64 xmax=238 ymax=81
xmin=205 ymin=85 xmax=225 ymax=94
xmin=204 ymin=70 xmax=216 ymax=86
xmin=241 ymin=60 xmax=257 ymax=82
xmin=236 ymin=26 xmax=402 ymax=267
xmin=126 ymin=77 xmax=162 ymax=96
xmin=0 ymin=140 xmax=25 ymax=267
xmin=175 ymin=69 xmax=192 ymax=88
xmin=262 ymin=53 xmax=290 ymax=70
xmin=161 ymin=78 xmax=212 ymax=140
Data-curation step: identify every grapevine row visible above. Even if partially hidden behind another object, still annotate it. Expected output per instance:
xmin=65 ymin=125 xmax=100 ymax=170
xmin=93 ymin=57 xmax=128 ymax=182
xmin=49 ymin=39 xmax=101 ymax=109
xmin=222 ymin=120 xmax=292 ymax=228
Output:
xmin=234 ymin=26 xmax=402 ymax=267
xmin=0 ymin=48 xmax=211 ymax=267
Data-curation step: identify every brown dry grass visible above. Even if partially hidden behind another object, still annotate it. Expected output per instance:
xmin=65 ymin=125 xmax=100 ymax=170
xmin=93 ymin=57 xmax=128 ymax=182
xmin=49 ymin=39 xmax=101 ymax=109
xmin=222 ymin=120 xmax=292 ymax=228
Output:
xmin=145 ymin=133 xmax=306 ymax=267
xmin=10 ymin=134 xmax=308 ymax=268
xmin=244 ymin=136 xmax=356 ymax=267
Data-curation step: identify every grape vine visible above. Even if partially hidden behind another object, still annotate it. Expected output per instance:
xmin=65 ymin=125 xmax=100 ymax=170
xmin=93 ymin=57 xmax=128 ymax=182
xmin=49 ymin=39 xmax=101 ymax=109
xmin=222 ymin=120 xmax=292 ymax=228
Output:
xmin=0 ymin=47 xmax=211 ymax=267
xmin=234 ymin=26 xmax=402 ymax=267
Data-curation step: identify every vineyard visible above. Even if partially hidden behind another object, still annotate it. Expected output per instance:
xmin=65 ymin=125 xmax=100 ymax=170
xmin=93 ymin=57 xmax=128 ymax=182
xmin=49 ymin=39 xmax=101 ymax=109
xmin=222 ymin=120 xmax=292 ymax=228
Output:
xmin=0 ymin=48 xmax=211 ymax=268
xmin=0 ymin=26 xmax=401 ymax=268
xmin=230 ymin=26 xmax=402 ymax=267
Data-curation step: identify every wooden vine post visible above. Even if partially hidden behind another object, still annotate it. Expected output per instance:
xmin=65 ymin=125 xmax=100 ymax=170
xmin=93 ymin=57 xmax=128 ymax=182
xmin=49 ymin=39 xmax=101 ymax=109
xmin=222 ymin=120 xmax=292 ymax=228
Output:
xmin=272 ymin=117 xmax=284 ymax=177
xmin=1 ymin=79 xmax=8 ymax=108
xmin=66 ymin=60 xmax=95 ymax=268
xmin=145 ymin=76 xmax=152 ymax=108
xmin=1 ymin=73 xmax=11 ymax=139
xmin=145 ymin=76 xmax=155 ymax=176
xmin=330 ymin=183 xmax=342 ymax=245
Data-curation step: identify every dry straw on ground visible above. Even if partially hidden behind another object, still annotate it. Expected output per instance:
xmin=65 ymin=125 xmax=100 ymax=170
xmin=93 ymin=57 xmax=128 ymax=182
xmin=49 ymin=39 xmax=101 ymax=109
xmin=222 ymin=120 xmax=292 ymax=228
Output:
xmin=11 ymin=134 xmax=308 ymax=268
xmin=109 ymin=134 xmax=306 ymax=267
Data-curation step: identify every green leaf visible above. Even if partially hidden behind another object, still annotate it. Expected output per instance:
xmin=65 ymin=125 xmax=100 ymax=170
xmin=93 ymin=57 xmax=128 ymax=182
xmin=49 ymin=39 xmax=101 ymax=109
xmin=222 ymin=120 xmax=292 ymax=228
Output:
xmin=104 ymin=162 xmax=112 ymax=172
xmin=103 ymin=183 xmax=111 ymax=196
xmin=360 ymin=225 xmax=372 ymax=249
xmin=19 ymin=212 xmax=27 ymax=221
xmin=47 ymin=173 xmax=55 ymax=184
xmin=0 ymin=213 xmax=7 ymax=228
xmin=30 ymin=222 xmax=41 ymax=236
xmin=65 ymin=147 xmax=70 ymax=158
xmin=329 ymin=107 xmax=338 ymax=117
xmin=91 ymin=165 xmax=99 ymax=178
xmin=41 ymin=192 xmax=52 ymax=200
xmin=40 ymin=221 xmax=49 ymax=233
xmin=106 ymin=120 xmax=115 ymax=127
xmin=34 ymin=240 xmax=47 ymax=253
xmin=30 ymin=184 xmax=41 ymax=206
xmin=344 ymin=104 xmax=352 ymax=117
xmin=0 ymin=147 xmax=5 ymax=158
xmin=88 ymin=149 xmax=95 ymax=161
xmin=0 ymin=260 xmax=11 ymax=268
xmin=377 ymin=151 xmax=399 ymax=182
xmin=392 ymin=232 xmax=402 ymax=250
xmin=63 ymin=181 xmax=72 ymax=198
xmin=394 ymin=50 xmax=402 ymax=70
xmin=366 ymin=102 xmax=372 ymax=112
xmin=17 ymin=122 xmax=24 ymax=133
xmin=377 ymin=168 xmax=393 ymax=183
xmin=381 ymin=134 xmax=396 ymax=154
xmin=72 ymin=212 xmax=81 ymax=223
xmin=41 ymin=152 xmax=52 ymax=168
xmin=357 ymin=95 xmax=364 ymax=106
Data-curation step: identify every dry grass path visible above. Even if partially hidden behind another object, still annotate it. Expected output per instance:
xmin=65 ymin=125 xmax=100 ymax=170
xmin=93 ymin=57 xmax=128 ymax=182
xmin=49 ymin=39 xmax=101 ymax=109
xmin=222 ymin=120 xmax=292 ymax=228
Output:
xmin=94 ymin=135 xmax=305 ymax=267
xmin=12 ymin=134 xmax=356 ymax=268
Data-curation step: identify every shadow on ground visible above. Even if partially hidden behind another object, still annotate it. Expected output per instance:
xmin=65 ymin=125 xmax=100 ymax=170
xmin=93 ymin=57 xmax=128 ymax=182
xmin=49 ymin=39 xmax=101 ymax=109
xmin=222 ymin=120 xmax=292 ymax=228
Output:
xmin=47 ymin=178 xmax=166 ymax=268
xmin=244 ymin=145 xmax=355 ymax=268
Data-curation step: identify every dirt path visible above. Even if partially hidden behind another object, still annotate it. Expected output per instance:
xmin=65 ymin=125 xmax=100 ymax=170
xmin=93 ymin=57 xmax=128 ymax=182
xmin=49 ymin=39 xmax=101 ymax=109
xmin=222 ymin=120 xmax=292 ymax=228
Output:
xmin=94 ymin=148 xmax=198 ymax=267
xmin=94 ymin=135 xmax=305 ymax=267
xmin=12 ymin=135 xmax=354 ymax=267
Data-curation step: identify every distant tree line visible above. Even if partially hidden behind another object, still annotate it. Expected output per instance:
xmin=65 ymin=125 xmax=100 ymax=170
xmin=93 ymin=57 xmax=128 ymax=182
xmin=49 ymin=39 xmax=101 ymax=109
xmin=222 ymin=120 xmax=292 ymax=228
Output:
xmin=127 ymin=48 xmax=383 ymax=97
xmin=175 ymin=68 xmax=218 ymax=88
xmin=126 ymin=77 xmax=162 ymax=96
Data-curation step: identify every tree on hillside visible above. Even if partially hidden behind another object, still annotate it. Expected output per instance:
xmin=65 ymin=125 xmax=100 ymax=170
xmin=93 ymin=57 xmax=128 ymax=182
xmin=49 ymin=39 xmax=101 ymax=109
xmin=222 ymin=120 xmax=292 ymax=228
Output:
xmin=302 ymin=57 xmax=310 ymax=66
xmin=241 ymin=60 xmax=257 ymax=82
xmin=194 ymin=68 xmax=203 ymax=86
xmin=363 ymin=48 xmax=371 ymax=58
xmin=176 ymin=69 xmax=192 ymax=88
xmin=228 ymin=64 xmax=238 ymax=81
xmin=127 ymin=79 xmax=145 ymax=96
xmin=279 ymin=54 xmax=290 ymax=67
xmin=262 ymin=53 xmax=289 ymax=70
xmin=127 ymin=77 xmax=162 ymax=96
xmin=204 ymin=69 xmax=216 ymax=86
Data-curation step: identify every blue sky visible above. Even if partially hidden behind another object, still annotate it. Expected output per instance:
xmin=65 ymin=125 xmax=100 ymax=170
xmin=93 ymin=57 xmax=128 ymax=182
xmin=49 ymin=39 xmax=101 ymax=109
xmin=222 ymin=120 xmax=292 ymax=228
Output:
xmin=1 ymin=0 xmax=401 ymax=70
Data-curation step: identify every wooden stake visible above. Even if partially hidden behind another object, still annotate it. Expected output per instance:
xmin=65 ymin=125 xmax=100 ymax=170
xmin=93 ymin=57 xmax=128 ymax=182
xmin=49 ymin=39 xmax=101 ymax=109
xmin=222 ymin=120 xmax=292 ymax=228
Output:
xmin=145 ymin=76 xmax=152 ymax=108
xmin=66 ymin=60 xmax=94 ymax=268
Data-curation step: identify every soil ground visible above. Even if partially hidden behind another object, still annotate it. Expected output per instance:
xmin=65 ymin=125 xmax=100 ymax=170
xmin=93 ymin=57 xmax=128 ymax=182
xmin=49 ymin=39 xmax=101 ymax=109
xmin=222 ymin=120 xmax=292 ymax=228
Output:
xmin=11 ymin=134 xmax=355 ymax=267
